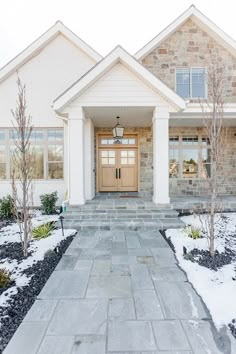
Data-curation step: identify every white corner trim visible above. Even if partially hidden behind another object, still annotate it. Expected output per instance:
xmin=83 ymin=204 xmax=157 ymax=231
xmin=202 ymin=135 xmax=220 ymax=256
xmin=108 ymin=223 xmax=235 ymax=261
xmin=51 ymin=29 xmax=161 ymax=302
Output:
xmin=135 ymin=5 xmax=236 ymax=60
xmin=53 ymin=45 xmax=186 ymax=112
xmin=0 ymin=21 xmax=102 ymax=83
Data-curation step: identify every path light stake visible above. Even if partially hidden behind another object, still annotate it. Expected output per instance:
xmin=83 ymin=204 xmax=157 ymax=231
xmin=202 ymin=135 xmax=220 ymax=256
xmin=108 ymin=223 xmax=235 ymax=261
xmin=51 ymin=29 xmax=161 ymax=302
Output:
xmin=54 ymin=246 xmax=60 ymax=254
xmin=59 ymin=215 xmax=64 ymax=236
xmin=183 ymin=246 xmax=187 ymax=256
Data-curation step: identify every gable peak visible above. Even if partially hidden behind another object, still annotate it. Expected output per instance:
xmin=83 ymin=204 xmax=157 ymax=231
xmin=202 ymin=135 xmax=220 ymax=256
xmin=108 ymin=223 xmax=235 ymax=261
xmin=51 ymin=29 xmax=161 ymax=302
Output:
xmin=135 ymin=5 xmax=236 ymax=60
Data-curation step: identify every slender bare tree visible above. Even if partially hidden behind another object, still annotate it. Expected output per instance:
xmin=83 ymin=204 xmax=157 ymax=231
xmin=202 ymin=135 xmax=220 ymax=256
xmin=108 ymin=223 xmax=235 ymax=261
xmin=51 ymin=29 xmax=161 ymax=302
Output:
xmin=11 ymin=76 xmax=34 ymax=257
xmin=199 ymin=54 xmax=226 ymax=257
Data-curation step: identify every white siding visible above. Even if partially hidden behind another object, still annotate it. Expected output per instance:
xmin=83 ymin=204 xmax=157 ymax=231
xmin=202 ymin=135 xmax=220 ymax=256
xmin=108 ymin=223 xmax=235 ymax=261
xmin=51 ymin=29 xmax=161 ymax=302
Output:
xmin=0 ymin=34 xmax=95 ymax=204
xmin=71 ymin=63 xmax=165 ymax=106
xmin=0 ymin=181 xmax=65 ymax=206
xmin=0 ymin=34 xmax=96 ymax=127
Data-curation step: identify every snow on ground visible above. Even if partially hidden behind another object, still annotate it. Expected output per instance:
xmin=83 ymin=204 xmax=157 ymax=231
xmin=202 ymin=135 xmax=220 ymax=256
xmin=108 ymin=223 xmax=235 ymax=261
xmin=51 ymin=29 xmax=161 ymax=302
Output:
xmin=0 ymin=211 xmax=76 ymax=307
xmin=166 ymin=213 xmax=236 ymax=330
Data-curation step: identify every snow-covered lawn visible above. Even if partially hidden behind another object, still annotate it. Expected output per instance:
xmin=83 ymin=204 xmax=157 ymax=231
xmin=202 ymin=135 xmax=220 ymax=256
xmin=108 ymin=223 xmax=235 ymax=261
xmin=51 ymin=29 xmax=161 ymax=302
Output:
xmin=0 ymin=211 xmax=76 ymax=307
xmin=166 ymin=212 xmax=236 ymax=332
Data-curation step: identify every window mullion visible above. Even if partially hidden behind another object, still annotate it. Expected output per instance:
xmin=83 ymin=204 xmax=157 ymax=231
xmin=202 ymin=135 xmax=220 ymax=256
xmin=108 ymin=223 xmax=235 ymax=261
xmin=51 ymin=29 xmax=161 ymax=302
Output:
xmin=45 ymin=132 xmax=48 ymax=179
xmin=190 ymin=68 xmax=192 ymax=99
xmin=179 ymin=136 xmax=183 ymax=178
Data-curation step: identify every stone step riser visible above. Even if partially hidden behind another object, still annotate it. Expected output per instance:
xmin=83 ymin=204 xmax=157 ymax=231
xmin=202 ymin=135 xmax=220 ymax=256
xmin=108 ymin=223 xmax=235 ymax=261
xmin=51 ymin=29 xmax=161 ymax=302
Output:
xmin=61 ymin=215 xmax=176 ymax=221
xmin=63 ymin=210 xmax=177 ymax=215
xmin=63 ymin=210 xmax=178 ymax=215
xmin=60 ymin=219 xmax=184 ymax=230
xmin=67 ymin=206 xmax=172 ymax=210
xmin=60 ymin=224 xmax=182 ymax=231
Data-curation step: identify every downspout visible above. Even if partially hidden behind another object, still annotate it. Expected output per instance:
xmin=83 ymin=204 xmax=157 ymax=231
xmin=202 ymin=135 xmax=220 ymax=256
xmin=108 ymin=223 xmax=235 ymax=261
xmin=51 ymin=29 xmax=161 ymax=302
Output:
xmin=55 ymin=112 xmax=70 ymax=211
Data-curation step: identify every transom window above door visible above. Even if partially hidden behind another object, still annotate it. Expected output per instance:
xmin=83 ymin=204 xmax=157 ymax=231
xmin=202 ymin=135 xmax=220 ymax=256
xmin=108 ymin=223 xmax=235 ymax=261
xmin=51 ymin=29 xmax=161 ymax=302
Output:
xmin=176 ymin=68 xmax=206 ymax=99
xmin=99 ymin=136 xmax=137 ymax=146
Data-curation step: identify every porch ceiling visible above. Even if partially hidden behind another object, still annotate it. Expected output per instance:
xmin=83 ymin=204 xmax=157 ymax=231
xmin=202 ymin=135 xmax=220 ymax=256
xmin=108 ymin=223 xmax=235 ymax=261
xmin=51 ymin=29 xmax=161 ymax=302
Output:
xmin=84 ymin=106 xmax=154 ymax=127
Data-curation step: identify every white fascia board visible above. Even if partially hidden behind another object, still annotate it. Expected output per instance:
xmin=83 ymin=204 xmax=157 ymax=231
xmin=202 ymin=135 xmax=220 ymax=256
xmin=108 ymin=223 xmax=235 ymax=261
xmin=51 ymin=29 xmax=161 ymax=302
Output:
xmin=53 ymin=46 xmax=186 ymax=112
xmin=184 ymin=102 xmax=236 ymax=113
xmin=0 ymin=21 xmax=102 ymax=83
xmin=135 ymin=5 xmax=236 ymax=61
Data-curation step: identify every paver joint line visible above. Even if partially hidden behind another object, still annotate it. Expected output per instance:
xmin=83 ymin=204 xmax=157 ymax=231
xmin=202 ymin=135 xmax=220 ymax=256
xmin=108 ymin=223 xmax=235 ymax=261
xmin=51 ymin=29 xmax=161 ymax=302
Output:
xmin=4 ymin=197 xmax=234 ymax=354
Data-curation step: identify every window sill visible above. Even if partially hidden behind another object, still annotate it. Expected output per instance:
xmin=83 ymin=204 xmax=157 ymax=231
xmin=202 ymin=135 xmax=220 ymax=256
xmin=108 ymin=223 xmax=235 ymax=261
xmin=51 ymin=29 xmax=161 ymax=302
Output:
xmin=170 ymin=177 xmax=210 ymax=180
xmin=0 ymin=179 xmax=65 ymax=183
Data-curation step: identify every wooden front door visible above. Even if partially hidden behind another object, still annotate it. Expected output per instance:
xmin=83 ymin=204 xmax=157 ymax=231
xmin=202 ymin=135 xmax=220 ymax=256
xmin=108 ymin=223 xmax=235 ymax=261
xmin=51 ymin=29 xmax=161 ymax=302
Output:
xmin=97 ymin=135 xmax=138 ymax=192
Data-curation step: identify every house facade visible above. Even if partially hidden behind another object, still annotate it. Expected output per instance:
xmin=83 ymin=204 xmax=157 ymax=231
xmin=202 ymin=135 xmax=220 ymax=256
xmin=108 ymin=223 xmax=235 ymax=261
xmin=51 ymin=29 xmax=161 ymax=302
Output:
xmin=1 ymin=5 xmax=236 ymax=206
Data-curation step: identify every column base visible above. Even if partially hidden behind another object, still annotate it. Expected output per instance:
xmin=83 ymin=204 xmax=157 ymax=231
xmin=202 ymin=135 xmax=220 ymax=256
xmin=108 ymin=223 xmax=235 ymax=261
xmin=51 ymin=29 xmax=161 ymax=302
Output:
xmin=69 ymin=197 xmax=86 ymax=206
xmin=152 ymin=195 xmax=170 ymax=205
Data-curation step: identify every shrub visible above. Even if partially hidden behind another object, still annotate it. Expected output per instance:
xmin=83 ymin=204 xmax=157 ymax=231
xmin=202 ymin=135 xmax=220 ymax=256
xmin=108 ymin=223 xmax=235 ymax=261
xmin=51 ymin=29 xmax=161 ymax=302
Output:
xmin=44 ymin=249 xmax=55 ymax=258
xmin=183 ymin=225 xmax=202 ymax=239
xmin=40 ymin=191 xmax=58 ymax=215
xmin=32 ymin=222 xmax=55 ymax=240
xmin=0 ymin=195 xmax=14 ymax=219
xmin=0 ymin=268 xmax=11 ymax=288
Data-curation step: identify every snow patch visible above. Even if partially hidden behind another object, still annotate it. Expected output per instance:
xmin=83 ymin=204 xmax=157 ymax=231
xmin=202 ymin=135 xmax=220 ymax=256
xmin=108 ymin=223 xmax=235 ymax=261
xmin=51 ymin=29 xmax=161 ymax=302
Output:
xmin=167 ymin=213 xmax=236 ymax=330
xmin=0 ymin=211 xmax=76 ymax=308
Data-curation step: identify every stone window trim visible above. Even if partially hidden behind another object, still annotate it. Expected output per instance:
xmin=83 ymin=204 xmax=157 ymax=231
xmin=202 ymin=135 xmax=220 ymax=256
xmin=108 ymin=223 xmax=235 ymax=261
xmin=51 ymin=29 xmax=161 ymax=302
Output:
xmin=169 ymin=135 xmax=211 ymax=179
xmin=0 ymin=128 xmax=64 ymax=181
xmin=175 ymin=67 xmax=207 ymax=100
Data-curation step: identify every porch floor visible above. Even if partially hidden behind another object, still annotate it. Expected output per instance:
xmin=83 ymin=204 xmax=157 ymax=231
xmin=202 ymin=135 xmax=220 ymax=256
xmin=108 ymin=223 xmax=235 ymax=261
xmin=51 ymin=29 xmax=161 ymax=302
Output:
xmin=4 ymin=228 xmax=233 ymax=354
xmin=93 ymin=193 xmax=236 ymax=212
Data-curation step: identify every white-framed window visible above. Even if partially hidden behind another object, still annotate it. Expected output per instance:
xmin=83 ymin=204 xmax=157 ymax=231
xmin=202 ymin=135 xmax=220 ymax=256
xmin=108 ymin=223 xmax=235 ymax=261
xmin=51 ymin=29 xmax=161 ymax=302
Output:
xmin=169 ymin=135 xmax=211 ymax=179
xmin=0 ymin=128 xmax=64 ymax=180
xmin=176 ymin=68 xmax=207 ymax=99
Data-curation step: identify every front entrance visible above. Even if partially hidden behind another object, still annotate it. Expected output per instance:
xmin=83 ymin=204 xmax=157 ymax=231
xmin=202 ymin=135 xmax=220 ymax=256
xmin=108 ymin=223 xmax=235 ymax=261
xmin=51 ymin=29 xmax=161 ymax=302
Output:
xmin=97 ymin=134 xmax=139 ymax=192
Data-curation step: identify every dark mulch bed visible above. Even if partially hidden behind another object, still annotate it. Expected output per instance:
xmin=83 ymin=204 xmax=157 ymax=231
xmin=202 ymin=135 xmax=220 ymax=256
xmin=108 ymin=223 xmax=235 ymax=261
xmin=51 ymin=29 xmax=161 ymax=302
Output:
xmin=0 ymin=219 xmax=14 ymax=231
xmin=185 ymin=247 xmax=235 ymax=271
xmin=159 ymin=229 xmax=175 ymax=252
xmin=0 ymin=233 xmax=76 ymax=353
xmin=0 ymin=242 xmax=34 ymax=262
xmin=229 ymin=319 xmax=236 ymax=339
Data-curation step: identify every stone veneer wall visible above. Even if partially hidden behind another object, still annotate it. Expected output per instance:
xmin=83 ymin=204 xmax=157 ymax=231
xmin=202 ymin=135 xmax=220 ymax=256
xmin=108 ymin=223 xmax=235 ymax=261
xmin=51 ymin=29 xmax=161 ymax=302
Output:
xmin=142 ymin=19 xmax=236 ymax=103
xmin=95 ymin=126 xmax=236 ymax=197
xmin=169 ymin=127 xmax=236 ymax=196
xmin=95 ymin=127 xmax=153 ymax=195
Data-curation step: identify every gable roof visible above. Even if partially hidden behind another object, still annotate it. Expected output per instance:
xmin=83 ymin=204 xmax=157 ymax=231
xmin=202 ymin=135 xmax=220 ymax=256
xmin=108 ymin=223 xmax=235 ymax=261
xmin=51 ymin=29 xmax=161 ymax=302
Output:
xmin=53 ymin=45 xmax=186 ymax=112
xmin=0 ymin=21 xmax=102 ymax=83
xmin=135 ymin=5 xmax=236 ymax=60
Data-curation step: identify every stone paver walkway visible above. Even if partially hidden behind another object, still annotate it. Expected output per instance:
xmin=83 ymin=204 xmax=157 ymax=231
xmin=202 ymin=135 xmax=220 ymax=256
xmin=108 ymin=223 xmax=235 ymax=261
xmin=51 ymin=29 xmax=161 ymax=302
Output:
xmin=4 ymin=229 xmax=234 ymax=354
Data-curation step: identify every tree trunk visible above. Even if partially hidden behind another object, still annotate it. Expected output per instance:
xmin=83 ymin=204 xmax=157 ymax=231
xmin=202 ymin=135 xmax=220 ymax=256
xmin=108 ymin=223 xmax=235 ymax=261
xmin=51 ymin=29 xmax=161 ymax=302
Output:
xmin=210 ymin=157 xmax=216 ymax=257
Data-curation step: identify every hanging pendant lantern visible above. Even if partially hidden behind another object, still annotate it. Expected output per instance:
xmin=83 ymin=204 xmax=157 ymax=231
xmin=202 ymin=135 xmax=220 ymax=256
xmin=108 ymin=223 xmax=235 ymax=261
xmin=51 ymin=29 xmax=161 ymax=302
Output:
xmin=112 ymin=116 xmax=124 ymax=144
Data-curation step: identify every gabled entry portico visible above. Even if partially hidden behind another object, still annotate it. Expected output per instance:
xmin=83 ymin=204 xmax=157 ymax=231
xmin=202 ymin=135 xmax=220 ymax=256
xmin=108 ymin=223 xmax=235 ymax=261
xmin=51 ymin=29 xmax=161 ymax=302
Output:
xmin=53 ymin=46 xmax=185 ymax=206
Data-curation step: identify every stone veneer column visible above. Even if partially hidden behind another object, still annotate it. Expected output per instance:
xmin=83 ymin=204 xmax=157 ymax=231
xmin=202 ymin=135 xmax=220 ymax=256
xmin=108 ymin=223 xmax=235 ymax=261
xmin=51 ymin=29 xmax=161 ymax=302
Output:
xmin=152 ymin=106 xmax=170 ymax=204
xmin=68 ymin=107 xmax=85 ymax=205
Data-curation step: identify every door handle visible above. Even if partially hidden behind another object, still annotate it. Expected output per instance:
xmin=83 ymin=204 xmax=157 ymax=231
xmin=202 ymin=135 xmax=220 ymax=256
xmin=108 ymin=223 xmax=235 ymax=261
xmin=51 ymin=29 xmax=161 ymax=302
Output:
xmin=119 ymin=168 xmax=121 ymax=179
xmin=116 ymin=168 xmax=118 ymax=179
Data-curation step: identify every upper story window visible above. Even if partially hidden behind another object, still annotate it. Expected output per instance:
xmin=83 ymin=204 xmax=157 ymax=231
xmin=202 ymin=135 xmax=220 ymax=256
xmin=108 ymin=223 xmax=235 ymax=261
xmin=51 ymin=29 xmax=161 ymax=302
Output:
xmin=176 ymin=68 xmax=206 ymax=99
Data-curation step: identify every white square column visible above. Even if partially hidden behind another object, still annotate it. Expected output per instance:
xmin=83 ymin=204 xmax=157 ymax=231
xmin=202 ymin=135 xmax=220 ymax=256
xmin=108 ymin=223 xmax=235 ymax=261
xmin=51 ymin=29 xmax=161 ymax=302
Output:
xmin=85 ymin=118 xmax=95 ymax=200
xmin=152 ymin=106 xmax=170 ymax=204
xmin=68 ymin=107 xmax=85 ymax=205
